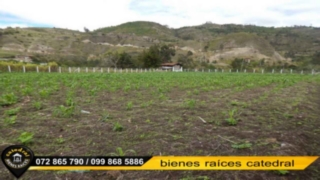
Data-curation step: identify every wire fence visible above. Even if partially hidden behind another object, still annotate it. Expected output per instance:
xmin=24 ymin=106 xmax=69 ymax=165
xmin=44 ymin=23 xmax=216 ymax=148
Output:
xmin=2 ymin=65 xmax=319 ymax=75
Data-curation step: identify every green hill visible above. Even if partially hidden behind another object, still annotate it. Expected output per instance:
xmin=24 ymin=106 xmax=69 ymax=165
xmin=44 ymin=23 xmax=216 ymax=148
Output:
xmin=0 ymin=21 xmax=319 ymax=69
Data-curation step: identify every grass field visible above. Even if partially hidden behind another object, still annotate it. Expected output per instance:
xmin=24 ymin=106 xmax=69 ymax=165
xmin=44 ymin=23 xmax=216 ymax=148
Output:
xmin=0 ymin=72 xmax=320 ymax=180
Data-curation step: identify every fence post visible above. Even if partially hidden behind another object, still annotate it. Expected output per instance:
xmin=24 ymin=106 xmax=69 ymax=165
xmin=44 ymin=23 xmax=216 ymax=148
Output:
xmin=93 ymin=68 xmax=95 ymax=73
xmin=69 ymin=67 xmax=71 ymax=73
xmin=301 ymin=70 xmax=303 ymax=74
xmin=312 ymin=69 xmax=314 ymax=75
xmin=272 ymin=69 xmax=274 ymax=73
xmin=36 ymin=66 xmax=39 ymax=73
xmin=101 ymin=68 xmax=103 ymax=73
xmin=244 ymin=69 xmax=246 ymax=73
xmin=236 ymin=69 xmax=238 ymax=73
xmin=290 ymin=69 xmax=292 ymax=74
xmin=280 ymin=69 xmax=283 ymax=74
xmin=78 ymin=67 xmax=80 ymax=73
xmin=23 ymin=66 xmax=26 ymax=73
xmin=48 ymin=66 xmax=51 ymax=73
xmin=108 ymin=68 xmax=110 ymax=73
xmin=126 ymin=68 xmax=128 ymax=73
xmin=8 ymin=65 xmax=11 ymax=73
xmin=86 ymin=67 xmax=88 ymax=73
xmin=262 ymin=69 xmax=264 ymax=74
xmin=222 ymin=69 xmax=224 ymax=73
xmin=253 ymin=69 xmax=256 ymax=73
xmin=59 ymin=67 xmax=61 ymax=73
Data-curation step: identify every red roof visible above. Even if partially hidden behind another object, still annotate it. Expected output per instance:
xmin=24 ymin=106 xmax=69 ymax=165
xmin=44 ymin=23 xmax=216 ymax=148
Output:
xmin=161 ymin=62 xmax=181 ymax=66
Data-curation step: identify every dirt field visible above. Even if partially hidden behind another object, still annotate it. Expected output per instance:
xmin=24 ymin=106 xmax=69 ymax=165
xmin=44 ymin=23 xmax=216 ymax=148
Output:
xmin=0 ymin=72 xmax=319 ymax=180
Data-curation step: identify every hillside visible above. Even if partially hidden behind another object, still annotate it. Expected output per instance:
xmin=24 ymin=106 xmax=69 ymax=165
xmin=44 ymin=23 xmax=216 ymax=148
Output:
xmin=0 ymin=21 xmax=320 ymax=69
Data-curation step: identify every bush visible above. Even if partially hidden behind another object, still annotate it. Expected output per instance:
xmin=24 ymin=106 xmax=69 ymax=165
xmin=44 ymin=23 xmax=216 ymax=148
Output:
xmin=0 ymin=61 xmax=58 ymax=72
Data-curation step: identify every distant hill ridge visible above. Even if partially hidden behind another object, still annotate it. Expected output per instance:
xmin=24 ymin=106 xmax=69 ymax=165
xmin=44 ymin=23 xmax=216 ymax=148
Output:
xmin=0 ymin=21 xmax=320 ymax=68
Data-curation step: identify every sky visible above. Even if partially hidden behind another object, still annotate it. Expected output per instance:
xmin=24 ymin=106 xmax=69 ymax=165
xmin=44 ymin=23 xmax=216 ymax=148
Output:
xmin=0 ymin=0 xmax=319 ymax=31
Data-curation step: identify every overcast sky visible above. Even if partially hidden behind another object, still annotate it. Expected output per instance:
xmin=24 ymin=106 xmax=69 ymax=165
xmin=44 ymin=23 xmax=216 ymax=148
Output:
xmin=0 ymin=0 xmax=319 ymax=31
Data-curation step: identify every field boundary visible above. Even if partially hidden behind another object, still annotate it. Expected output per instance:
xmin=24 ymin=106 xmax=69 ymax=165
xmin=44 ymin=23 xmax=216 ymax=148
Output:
xmin=1 ymin=65 xmax=319 ymax=75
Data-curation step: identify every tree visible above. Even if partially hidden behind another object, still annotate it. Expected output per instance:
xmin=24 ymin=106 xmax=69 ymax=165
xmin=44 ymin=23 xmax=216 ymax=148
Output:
xmin=139 ymin=44 xmax=176 ymax=68
xmin=84 ymin=27 xmax=90 ymax=33
xmin=231 ymin=58 xmax=245 ymax=70
xmin=101 ymin=51 xmax=120 ymax=68
xmin=219 ymin=44 xmax=224 ymax=51
xmin=177 ymin=54 xmax=194 ymax=69
xmin=118 ymin=52 xmax=134 ymax=68
xmin=311 ymin=51 xmax=320 ymax=65
xmin=139 ymin=47 xmax=161 ymax=68
xmin=159 ymin=44 xmax=175 ymax=62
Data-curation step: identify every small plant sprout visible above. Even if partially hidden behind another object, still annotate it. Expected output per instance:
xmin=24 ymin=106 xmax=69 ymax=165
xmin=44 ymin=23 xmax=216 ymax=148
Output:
xmin=113 ymin=122 xmax=124 ymax=132
xmin=100 ymin=111 xmax=112 ymax=122
xmin=56 ymin=136 xmax=65 ymax=144
xmin=18 ymin=132 xmax=34 ymax=145
xmin=4 ymin=116 xmax=17 ymax=125
xmin=0 ymin=93 xmax=18 ymax=106
xmin=53 ymin=105 xmax=75 ymax=118
xmin=225 ymin=108 xmax=238 ymax=125
xmin=126 ymin=101 xmax=133 ymax=110
xmin=5 ymin=107 xmax=20 ymax=116
xmin=33 ymin=101 xmax=43 ymax=110
xmin=275 ymin=170 xmax=289 ymax=175
xmin=183 ymin=99 xmax=196 ymax=108
xmin=231 ymin=142 xmax=252 ymax=149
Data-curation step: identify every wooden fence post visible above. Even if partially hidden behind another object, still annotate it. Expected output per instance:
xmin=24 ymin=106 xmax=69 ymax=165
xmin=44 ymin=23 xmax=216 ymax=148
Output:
xmin=36 ymin=66 xmax=39 ymax=73
xmin=48 ymin=66 xmax=51 ymax=73
xmin=59 ymin=67 xmax=61 ymax=73
xmin=8 ymin=65 xmax=11 ymax=73
xmin=23 ymin=66 xmax=26 ymax=73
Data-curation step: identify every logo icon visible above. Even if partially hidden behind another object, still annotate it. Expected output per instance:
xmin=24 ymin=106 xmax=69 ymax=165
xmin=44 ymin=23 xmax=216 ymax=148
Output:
xmin=1 ymin=145 xmax=34 ymax=178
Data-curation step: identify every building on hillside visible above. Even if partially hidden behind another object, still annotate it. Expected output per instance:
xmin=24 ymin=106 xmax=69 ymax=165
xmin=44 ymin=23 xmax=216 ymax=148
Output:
xmin=161 ymin=62 xmax=183 ymax=72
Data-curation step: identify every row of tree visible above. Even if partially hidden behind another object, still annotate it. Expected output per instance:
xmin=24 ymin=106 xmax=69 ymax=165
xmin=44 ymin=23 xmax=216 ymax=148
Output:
xmin=93 ymin=44 xmax=176 ymax=68
xmin=29 ymin=44 xmax=319 ymax=70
